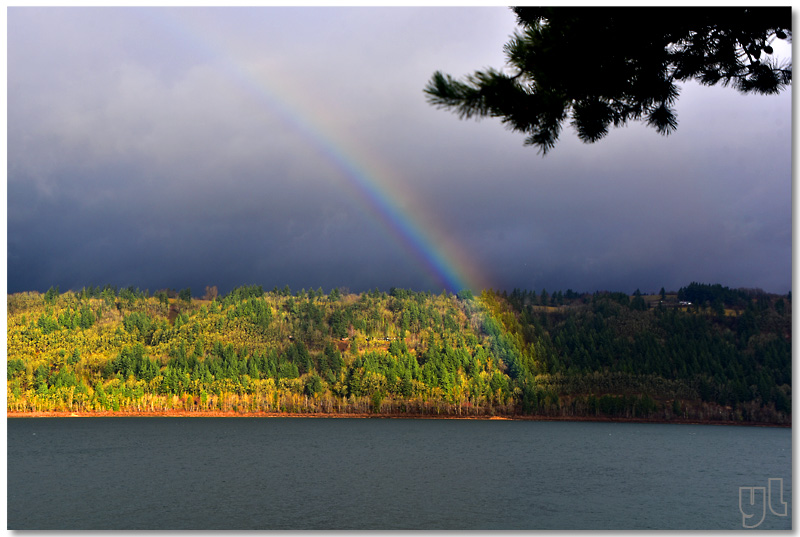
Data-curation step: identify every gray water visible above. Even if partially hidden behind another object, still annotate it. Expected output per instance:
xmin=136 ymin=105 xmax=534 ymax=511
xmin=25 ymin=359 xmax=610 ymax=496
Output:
xmin=7 ymin=417 xmax=792 ymax=530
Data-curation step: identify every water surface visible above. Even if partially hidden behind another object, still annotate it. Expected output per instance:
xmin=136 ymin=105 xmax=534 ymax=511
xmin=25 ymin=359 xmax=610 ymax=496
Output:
xmin=7 ymin=418 xmax=791 ymax=529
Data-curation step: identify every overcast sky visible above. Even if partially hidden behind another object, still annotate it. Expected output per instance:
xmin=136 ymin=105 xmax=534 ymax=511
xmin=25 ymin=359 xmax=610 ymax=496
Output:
xmin=7 ymin=7 xmax=793 ymax=296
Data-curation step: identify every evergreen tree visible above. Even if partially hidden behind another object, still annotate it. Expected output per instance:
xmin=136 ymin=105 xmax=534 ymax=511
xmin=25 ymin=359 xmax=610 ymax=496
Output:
xmin=425 ymin=7 xmax=791 ymax=154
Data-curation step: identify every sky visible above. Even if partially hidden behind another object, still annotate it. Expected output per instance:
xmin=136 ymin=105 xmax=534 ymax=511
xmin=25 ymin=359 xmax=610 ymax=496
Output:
xmin=6 ymin=6 xmax=793 ymax=297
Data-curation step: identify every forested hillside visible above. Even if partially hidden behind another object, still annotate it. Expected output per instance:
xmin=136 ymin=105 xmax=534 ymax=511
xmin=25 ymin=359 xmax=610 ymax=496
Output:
xmin=7 ymin=283 xmax=791 ymax=424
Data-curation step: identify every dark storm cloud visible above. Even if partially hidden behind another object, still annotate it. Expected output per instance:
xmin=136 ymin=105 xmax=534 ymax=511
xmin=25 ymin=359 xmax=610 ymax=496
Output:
xmin=7 ymin=7 xmax=792 ymax=296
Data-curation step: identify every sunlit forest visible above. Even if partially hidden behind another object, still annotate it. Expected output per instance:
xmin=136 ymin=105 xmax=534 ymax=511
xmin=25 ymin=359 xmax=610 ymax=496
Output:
xmin=7 ymin=283 xmax=791 ymax=424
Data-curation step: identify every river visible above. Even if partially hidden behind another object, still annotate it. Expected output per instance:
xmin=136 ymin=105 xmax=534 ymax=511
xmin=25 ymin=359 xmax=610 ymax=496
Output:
xmin=7 ymin=417 xmax=791 ymax=529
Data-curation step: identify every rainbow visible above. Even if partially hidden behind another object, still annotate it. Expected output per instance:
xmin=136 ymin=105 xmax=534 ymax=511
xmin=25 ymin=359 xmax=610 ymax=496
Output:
xmin=149 ymin=8 xmax=491 ymax=293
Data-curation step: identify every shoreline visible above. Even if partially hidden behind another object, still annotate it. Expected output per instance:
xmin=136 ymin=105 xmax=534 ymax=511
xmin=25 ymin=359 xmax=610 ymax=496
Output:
xmin=6 ymin=410 xmax=789 ymax=427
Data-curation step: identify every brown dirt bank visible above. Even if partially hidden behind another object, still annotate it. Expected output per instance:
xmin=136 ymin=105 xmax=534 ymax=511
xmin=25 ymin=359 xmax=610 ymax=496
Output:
xmin=6 ymin=410 xmax=789 ymax=427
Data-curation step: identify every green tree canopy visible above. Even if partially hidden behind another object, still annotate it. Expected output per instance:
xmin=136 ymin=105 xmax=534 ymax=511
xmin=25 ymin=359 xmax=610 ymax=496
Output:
xmin=425 ymin=7 xmax=791 ymax=154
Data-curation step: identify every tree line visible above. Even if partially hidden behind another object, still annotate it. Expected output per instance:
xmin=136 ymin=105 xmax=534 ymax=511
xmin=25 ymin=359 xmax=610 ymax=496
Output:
xmin=7 ymin=282 xmax=791 ymax=423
